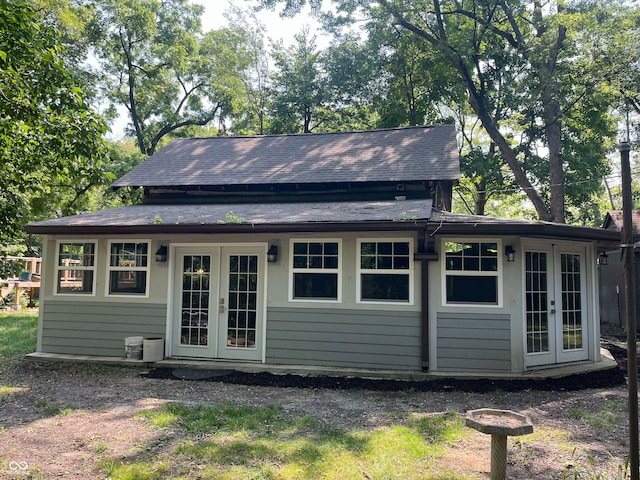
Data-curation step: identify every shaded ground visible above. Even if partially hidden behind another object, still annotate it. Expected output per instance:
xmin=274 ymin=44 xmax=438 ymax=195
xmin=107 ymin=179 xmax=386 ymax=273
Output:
xmin=0 ymin=330 xmax=634 ymax=479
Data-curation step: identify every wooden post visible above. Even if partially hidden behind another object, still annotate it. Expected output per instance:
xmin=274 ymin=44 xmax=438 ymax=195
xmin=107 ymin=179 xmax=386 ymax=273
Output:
xmin=620 ymin=141 xmax=639 ymax=480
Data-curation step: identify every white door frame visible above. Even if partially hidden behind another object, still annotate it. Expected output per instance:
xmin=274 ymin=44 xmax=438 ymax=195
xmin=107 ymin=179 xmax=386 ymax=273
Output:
xmin=523 ymin=240 xmax=592 ymax=368
xmin=166 ymin=242 xmax=268 ymax=362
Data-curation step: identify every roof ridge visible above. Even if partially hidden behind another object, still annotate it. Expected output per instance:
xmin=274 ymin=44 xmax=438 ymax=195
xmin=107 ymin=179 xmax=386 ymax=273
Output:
xmin=173 ymin=124 xmax=453 ymax=141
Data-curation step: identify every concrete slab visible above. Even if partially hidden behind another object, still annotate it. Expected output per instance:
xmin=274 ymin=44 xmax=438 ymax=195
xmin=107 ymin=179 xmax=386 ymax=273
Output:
xmin=25 ymin=347 xmax=620 ymax=382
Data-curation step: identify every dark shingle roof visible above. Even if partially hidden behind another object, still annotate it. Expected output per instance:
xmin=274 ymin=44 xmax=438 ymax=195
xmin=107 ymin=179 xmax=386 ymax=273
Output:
xmin=112 ymin=125 xmax=459 ymax=188
xmin=603 ymin=210 xmax=640 ymax=235
xmin=25 ymin=200 xmax=433 ymax=234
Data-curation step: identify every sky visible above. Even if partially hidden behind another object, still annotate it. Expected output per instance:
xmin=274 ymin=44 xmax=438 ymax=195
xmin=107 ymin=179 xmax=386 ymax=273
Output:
xmin=196 ymin=0 xmax=322 ymax=45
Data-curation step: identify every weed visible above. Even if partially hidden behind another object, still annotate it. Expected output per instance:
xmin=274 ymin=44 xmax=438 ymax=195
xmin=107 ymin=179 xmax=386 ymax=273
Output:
xmin=94 ymin=443 xmax=109 ymax=454
xmin=34 ymin=399 xmax=61 ymax=416
xmin=557 ymin=450 xmax=630 ymax=480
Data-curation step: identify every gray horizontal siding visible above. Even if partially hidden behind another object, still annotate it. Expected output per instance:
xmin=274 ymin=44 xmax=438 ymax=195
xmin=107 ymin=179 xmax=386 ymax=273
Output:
xmin=266 ymin=307 xmax=422 ymax=370
xmin=41 ymin=301 xmax=166 ymax=357
xmin=437 ymin=312 xmax=511 ymax=372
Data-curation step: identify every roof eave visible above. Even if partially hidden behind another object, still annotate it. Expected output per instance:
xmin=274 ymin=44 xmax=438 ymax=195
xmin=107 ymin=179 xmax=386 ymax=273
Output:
xmin=431 ymin=222 xmax=621 ymax=247
xmin=25 ymin=220 xmax=429 ymax=236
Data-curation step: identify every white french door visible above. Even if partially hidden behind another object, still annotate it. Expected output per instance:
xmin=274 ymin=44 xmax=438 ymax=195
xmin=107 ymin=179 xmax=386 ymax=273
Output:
xmin=171 ymin=246 xmax=264 ymax=361
xmin=524 ymin=242 xmax=589 ymax=367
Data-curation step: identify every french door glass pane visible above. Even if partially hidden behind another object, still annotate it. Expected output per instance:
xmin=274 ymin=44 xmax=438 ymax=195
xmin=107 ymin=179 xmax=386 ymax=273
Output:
xmin=180 ymin=255 xmax=210 ymax=347
xmin=227 ymin=255 xmax=258 ymax=349
xmin=526 ymin=252 xmax=549 ymax=354
xmin=561 ymin=253 xmax=583 ymax=350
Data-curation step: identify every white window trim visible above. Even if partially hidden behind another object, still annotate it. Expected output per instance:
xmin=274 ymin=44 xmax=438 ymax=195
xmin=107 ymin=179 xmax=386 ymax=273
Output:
xmin=105 ymin=239 xmax=151 ymax=298
xmin=356 ymin=238 xmax=414 ymax=305
xmin=441 ymin=238 xmax=503 ymax=308
xmin=288 ymin=238 xmax=342 ymax=303
xmin=54 ymin=239 xmax=98 ymax=296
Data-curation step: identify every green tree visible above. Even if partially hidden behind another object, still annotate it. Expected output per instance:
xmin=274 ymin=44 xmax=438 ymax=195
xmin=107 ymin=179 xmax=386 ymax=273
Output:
xmin=268 ymin=27 xmax=329 ymax=133
xmin=0 ymin=0 xmax=107 ymax=247
xmin=87 ymin=0 xmax=250 ymax=153
xmin=260 ymin=0 xmax=633 ymax=224
xmin=222 ymin=6 xmax=272 ymax=135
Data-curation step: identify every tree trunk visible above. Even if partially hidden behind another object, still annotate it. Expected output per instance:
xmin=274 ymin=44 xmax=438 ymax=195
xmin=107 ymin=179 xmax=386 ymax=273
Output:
xmin=543 ymin=90 xmax=565 ymax=223
xmin=475 ymin=178 xmax=487 ymax=215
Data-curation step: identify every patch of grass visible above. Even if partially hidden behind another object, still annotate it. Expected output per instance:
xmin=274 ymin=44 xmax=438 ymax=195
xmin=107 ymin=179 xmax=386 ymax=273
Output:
xmin=100 ymin=458 xmax=170 ymax=480
xmin=0 ymin=385 xmax=27 ymax=397
xmin=0 ymin=309 xmax=37 ymax=361
xmin=520 ymin=425 xmax=573 ymax=445
xmin=34 ymin=399 xmax=63 ymax=416
xmin=140 ymin=402 xmax=283 ymax=435
xmin=119 ymin=403 xmax=473 ymax=480
xmin=569 ymin=400 xmax=625 ymax=429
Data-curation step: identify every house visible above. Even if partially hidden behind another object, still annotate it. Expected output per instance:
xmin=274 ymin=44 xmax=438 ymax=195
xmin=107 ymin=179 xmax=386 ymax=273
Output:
xmin=600 ymin=210 xmax=640 ymax=329
xmin=25 ymin=126 xmax=620 ymax=374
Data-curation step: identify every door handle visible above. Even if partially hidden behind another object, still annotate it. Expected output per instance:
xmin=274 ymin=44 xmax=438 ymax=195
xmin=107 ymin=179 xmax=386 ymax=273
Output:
xmin=550 ymin=309 xmax=556 ymax=314
xmin=219 ymin=298 xmax=225 ymax=313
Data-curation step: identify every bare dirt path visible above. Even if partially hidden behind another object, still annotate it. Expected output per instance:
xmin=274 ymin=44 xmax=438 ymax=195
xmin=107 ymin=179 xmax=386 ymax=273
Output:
xmin=0 ymin=353 xmax=631 ymax=479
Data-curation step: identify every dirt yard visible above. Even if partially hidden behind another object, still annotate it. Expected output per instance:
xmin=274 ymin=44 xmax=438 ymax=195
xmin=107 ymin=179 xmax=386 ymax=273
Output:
xmin=0 ymin=338 xmax=633 ymax=479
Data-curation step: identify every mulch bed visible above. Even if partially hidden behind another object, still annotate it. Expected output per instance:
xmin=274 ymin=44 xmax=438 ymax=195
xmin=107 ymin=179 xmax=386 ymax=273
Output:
xmin=141 ymin=351 xmax=627 ymax=393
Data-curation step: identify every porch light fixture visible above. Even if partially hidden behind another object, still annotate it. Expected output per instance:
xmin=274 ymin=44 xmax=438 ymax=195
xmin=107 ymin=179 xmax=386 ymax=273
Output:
xmin=267 ymin=244 xmax=278 ymax=263
xmin=155 ymin=245 xmax=168 ymax=263
xmin=598 ymin=252 xmax=608 ymax=266
xmin=505 ymin=245 xmax=516 ymax=262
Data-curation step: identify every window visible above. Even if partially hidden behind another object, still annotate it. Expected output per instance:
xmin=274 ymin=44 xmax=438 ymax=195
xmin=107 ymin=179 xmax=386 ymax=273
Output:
xmin=358 ymin=239 xmax=413 ymax=303
xmin=56 ymin=242 xmax=96 ymax=294
xmin=290 ymin=240 xmax=340 ymax=301
xmin=444 ymin=240 xmax=500 ymax=305
xmin=107 ymin=241 xmax=149 ymax=296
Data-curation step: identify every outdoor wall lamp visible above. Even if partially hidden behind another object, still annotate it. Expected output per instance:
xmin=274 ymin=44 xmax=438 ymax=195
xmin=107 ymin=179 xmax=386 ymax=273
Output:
xmin=505 ymin=245 xmax=516 ymax=262
xmin=598 ymin=251 xmax=608 ymax=266
xmin=155 ymin=245 xmax=168 ymax=263
xmin=267 ymin=244 xmax=278 ymax=263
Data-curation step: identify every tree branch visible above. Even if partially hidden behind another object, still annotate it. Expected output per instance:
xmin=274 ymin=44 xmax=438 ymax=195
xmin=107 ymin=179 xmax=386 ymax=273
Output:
xmin=147 ymin=102 xmax=222 ymax=155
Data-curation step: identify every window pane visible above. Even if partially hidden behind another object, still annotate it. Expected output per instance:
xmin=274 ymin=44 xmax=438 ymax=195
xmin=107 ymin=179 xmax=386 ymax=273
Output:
xmin=481 ymin=258 xmax=498 ymax=271
xmin=293 ymin=241 xmax=339 ymax=270
xmin=463 ymin=257 xmax=479 ymax=270
xmin=361 ymin=256 xmax=375 ymax=269
xmin=378 ymin=242 xmax=393 ymax=255
xmin=109 ymin=271 xmax=147 ymax=294
xmin=446 ymin=275 xmax=497 ymax=304
xmin=394 ymin=243 xmax=410 ymax=255
xmin=447 ymin=257 xmax=463 ymax=270
xmin=394 ymin=256 xmax=410 ymax=269
xmin=110 ymin=242 xmax=148 ymax=267
xmin=377 ymin=256 xmax=393 ymax=269
xmin=361 ymin=274 xmax=409 ymax=301
xmin=58 ymin=242 xmax=94 ymax=267
xmin=361 ymin=242 xmax=376 ymax=256
xmin=310 ymin=255 xmax=323 ymax=268
xmin=309 ymin=243 xmax=323 ymax=255
xmin=324 ymin=243 xmax=339 ymax=255
xmin=324 ymin=256 xmax=338 ymax=268
xmin=445 ymin=242 xmax=464 ymax=255
xmin=481 ymin=243 xmax=498 ymax=256
xmin=293 ymin=255 xmax=308 ymax=268
xmin=293 ymin=273 xmax=338 ymax=299
xmin=293 ymin=243 xmax=308 ymax=255
xmin=465 ymin=243 xmax=479 ymax=256
xmin=57 ymin=270 xmax=93 ymax=294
